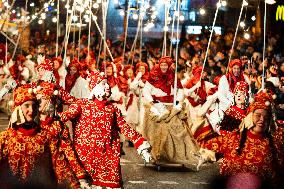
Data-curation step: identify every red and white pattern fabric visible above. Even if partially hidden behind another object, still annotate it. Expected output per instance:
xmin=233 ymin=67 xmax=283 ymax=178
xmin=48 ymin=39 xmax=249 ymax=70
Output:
xmin=59 ymin=99 xmax=145 ymax=188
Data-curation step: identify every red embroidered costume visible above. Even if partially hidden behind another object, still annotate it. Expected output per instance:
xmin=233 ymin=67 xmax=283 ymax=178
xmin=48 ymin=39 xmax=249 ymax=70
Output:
xmin=59 ymin=71 xmax=149 ymax=188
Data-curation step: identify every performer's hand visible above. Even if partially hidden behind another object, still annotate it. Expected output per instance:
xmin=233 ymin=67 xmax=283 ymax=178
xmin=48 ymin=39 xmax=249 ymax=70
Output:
xmin=79 ymin=179 xmax=91 ymax=189
xmin=141 ymin=150 xmax=152 ymax=163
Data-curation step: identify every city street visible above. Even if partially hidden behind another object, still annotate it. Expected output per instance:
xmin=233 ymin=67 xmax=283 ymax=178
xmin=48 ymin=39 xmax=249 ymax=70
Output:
xmin=0 ymin=112 xmax=220 ymax=189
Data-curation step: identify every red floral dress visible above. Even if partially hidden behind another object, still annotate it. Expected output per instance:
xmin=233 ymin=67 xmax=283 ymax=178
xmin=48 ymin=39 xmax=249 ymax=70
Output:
xmin=200 ymin=127 xmax=284 ymax=183
xmin=0 ymin=127 xmax=81 ymax=189
xmin=41 ymin=118 xmax=86 ymax=180
xmin=60 ymin=99 xmax=146 ymax=188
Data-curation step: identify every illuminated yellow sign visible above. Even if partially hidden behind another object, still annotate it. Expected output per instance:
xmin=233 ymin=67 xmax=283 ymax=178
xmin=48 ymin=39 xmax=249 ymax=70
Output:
xmin=276 ymin=5 xmax=284 ymax=21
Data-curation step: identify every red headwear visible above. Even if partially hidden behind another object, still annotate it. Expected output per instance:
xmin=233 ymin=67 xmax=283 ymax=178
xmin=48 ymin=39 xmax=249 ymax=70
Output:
xmin=135 ymin=61 xmax=149 ymax=83
xmin=16 ymin=55 xmax=26 ymax=64
xmin=65 ymin=58 xmax=81 ymax=93
xmin=101 ymin=61 xmax=117 ymax=88
xmin=87 ymin=71 xmax=106 ymax=90
xmin=148 ymin=57 xmax=182 ymax=95
xmin=13 ymin=84 xmax=36 ymax=106
xmin=36 ymin=82 xmax=59 ymax=99
xmin=226 ymin=59 xmax=245 ymax=92
xmin=233 ymin=81 xmax=249 ymax=95
xmin=229 ymin=59 xmax=242 ymax=68
xmin=158 ymin=56 xmax=174 ymax=67
xmin=123 ymin=65 xmax=134 ymax=80
xmin=247 ymin=89 xmax=276 ymax=114
xmin=37 ymin=59 xmax=53 ymax=72
xmin=52 ymin=57 xmax=63 ymax=68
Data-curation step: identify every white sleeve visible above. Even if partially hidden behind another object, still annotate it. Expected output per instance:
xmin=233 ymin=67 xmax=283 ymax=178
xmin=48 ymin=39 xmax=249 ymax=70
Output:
xmin=109 ymin=85 xmax=123 ymax=101
xmin=142 ymin=81 xmax=154 ymax=103
xmin=176 ymin=88 xmax=184 ymax=102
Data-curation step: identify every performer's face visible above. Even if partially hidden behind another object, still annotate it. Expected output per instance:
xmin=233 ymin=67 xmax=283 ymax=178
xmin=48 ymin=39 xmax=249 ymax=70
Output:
xmin=126 ymin=69 xmax=133 ymax=78
xmin=160 ymin=62 xmax=169 ymax=73
xmin=232 ymin=65 xmax=241 ymax=77
xmin=38 ymin=68 xmax=45 ymax=79
xmin=106 ymin=66 xmax=113 ymax=76
xmin=21 ymin=100 xmax=38 ymax=122
xmin=234 ymin=90 xmax=246 ymax=106
xmin=70 ymin=66 xmax=77 ymax=76
xmin=138 ymin=66 xmax=146 ymax=75
xmin=251 ymin=109 xmax=269 ymax=135
xmin=94 ymin=79 xmax=110 ymax=101
xmin=53 ymin=61 xmax=60 ymax=70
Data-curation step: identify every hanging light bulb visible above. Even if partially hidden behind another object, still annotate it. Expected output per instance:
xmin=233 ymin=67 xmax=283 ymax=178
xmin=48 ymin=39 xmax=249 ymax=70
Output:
xmin=244 ymin=32 xmax=250 ymax=39
xmin=51 ymin=2 xmax=55 ymax=6
xmin=119 ymin=10 xmax=125 ymax=16
xmin=133 ymin=13 xmax=138 ymax=20
xmin=93 ymin=3 xmax=99 ymax=9
xmin=93 ymin=15 xmax=97 ymax=21
xmin=265 ymin=0 xmax=276 ymax=4
xmin=12 ymin=10 xmax=16 ymax=14
xmin=240 ymin=21 xmax=245 ymax=28
xmin=217 ymin=2 xmax=222 ymax=8
xmin=44 ymin=3 xmax=49 ymax=8
xmin=179 ymin=15 xmax=185 ymax=21
xmin=32 ymin=15 xmax=36 ymax=19
xmin=221 ymin=1 xmax=227 ymax=7
xmin=163 ymin=26 xmax=169 ymax=31
xmin=41 ymin=13 xmax=46 ymax=19
xmin=52 ymin=17 xmax=57 ymax=23
xmin=30 ymin=2 xmax=35 ymax=7
xmin=200 ymin=8 xmax=206 ymax=15
xmin=72 ymin=15 xmax=78 ymax=22
xmin=251 ymin=15 xmax=256 ymax=21
xmin=38 ymin=20 xmax=43 ymax=24
xmin=151 ymin=14 xmax=157 ymax=19
xmin=243 ymin=0 xmax=249 ymax=6
xmin=83 ymin=15 xmax=89 ymax=20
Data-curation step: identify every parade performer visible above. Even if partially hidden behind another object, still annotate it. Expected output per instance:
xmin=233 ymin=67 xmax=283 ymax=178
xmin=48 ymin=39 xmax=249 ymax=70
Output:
xmin=65 ymin=58 xmax=90 ymax=99
xmin=36 ymin=81 xmax=91 ymax=189
xmin=198 ymin=90 xmax=284 ymax=188
xmin=215 ymin=81 xmax=249 ymax=135
xmin=0 ymin=84 xmax=81 ymax=188
xmin=208 ymin=59 xmax=250 ymax=130
xmin=142 ymin=56 xmax=199 ymax=166
xmin=217 ymin=59 xmax=250 ymax=109
xmin=52 ymin=57 xmax=67 ymax=88
xmin=59 ymin=71 xmax=151 ymax=189
xmin=36 ymin=58 xmax=76 ymax=107
xmin=124 ymin=62 xmax=149 ymax=133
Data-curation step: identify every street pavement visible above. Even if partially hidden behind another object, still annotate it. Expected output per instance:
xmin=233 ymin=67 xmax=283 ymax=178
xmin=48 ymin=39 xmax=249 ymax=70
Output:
xmin=0 ymin=112 xmax=220 ymax=189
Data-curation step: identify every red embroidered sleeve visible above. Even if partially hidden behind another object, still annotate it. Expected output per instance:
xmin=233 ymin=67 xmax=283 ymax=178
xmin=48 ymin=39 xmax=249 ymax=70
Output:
xmin=59 ymin=102 xmax=82 ymax=122
xmin=273 ymin=126 xmax=284 ymax=166
xmin=0 ymin=130 xmax=9 ymax=162
xmin=59 ymin=86 xmax=77 ymax=105
xmin=200 ymin=133 xmax=229 ymax=154
xmin=114 ymin=107 xmax=144 ymax=148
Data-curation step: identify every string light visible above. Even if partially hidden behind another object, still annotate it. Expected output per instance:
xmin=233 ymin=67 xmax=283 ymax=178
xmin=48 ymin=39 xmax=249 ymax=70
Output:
xmin=52 ymin=17 xmax=57 ymax=22
xmin=93 ymin=3 xmax=99 ymax=9
xmin=200 ymin=8 xmax=206 ymax=15
xmin=240 ymin=21 xmax=245 ymax=28
xmin=133 ymin=13 xmax=139 ymax=20
xmin=244 ymin=32 xmax=250 ymax=39
xmin=38 ymin=20 xmax=43 ymax=24
xmin=119 ymin=10 xmax=125 ymax=16
xmin=265 ymin=0 xmax=276 ymax=4
xmin=243 ymin=0 xmax=249 ymax=6
xmin=30 ymin=3 xmax=35 ymax=7
xmin=179 ymin=15 xmax=185 ymax=21
xmin=251 ymin=15 xmax=256 ymax=21
xmin=221 ymin=1 xmax=227 ymax=7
